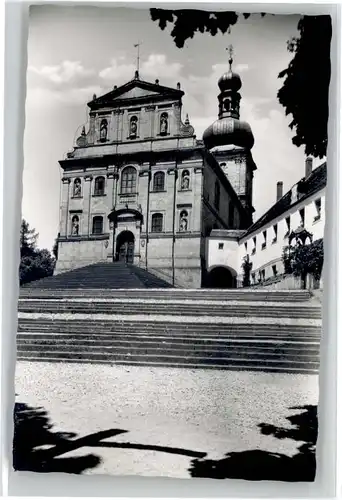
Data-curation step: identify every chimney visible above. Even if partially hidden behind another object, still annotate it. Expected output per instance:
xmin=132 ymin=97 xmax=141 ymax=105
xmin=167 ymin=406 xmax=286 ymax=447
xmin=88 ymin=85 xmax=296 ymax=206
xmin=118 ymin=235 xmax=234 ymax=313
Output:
xmin=276 ymin=181 xmax=283 ymax=202
xmin=305 ymin=156 xmax=313 ymax=178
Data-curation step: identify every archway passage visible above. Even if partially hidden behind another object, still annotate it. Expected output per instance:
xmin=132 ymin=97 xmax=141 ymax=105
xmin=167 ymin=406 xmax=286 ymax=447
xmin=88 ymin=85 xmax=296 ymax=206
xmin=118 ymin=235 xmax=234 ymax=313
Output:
xmin=206 ymin=266 xmax=237 ymax=289
xmin=116 ymin=231 xmax=135 ymax=264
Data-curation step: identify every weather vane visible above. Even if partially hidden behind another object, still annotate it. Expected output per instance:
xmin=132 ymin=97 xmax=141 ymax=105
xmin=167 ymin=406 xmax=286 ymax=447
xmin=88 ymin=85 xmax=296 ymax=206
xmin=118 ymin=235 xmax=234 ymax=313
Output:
xmin=226 ymin=44 xmax=234 ymax=70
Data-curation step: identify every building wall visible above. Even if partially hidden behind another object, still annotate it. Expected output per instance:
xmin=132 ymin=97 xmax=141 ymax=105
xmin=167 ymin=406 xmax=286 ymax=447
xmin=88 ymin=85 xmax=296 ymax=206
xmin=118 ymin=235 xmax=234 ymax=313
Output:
xmin=206 ymin=236 xmax=240 ymax=275
xmin=202 ymin=160 xmax=244 ymax=237
xmin=237 ymin=188 xmax=325 ymax=283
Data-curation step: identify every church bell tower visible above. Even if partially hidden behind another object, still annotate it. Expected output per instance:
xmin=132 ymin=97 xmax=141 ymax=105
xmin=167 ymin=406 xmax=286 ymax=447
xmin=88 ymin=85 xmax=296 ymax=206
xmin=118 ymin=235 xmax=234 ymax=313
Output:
xmin=203 ymin=46 xmax=256 ymax=222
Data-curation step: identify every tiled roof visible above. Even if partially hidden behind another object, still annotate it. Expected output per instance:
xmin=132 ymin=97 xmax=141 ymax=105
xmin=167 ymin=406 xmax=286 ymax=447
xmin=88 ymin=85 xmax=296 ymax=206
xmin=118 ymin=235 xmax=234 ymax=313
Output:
xmin=241 ymin=162 xmax=327 ymax=238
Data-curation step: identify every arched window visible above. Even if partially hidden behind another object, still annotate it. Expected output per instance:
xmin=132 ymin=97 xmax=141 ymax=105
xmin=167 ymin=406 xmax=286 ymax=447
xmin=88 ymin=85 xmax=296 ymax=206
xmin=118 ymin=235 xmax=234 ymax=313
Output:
xmin=153 ymin=171 xmax=165 ymax=192
xmin=181 ymin=170 xmax=190 ymax=190
xmin=100 ymin=119 xmax=108 ymax=142
xmin=94 ymin=176 xmax=105 ymax=196
xmin=71 ymin=215 xmax=80 ymax=236
xmin=121 ymin=166 xmax=137 ymax=194
xmin=179 ymin=210 xmax=189 ymax=232
xmin=214 ymin=181 xmax=220 ymax=210
xmin=160 ymin=112 xmax=168 ymax=135
xmin=129 ymin=116 xmax=138 ymax=138
xmin=151 ymin=213 xmax=163 ymax=233
xmin=73 ymin=178 xmax=82 ymax=197
xmin=92 ymin=216 xmax=103 ymax=235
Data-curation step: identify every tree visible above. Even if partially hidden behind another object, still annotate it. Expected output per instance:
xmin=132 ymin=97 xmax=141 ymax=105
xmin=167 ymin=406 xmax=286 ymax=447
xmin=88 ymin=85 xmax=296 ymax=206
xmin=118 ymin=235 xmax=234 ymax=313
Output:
xmin=20 ymin=219 xmax=38 ymax=258
xmin=277 ymin=16 xmax=331 ymax=158
xmin=19 ymin=220 xmax=55 ymax=286
xmin=150 ymin=10 xmax=331 ymax=158
xmin=282 ymin=238 xmax=324 ymax=284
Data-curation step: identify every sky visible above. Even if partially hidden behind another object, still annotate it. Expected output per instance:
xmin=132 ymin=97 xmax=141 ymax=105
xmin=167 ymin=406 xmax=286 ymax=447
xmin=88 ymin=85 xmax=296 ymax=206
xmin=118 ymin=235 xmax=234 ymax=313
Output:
xmin=23 ymin=6 xmax=323 ymax=251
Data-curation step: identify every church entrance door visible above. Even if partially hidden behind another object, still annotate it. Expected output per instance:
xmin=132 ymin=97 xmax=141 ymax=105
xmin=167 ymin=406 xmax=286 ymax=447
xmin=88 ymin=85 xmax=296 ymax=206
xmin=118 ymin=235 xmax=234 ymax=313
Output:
xmin=116 ymin=231 xmax=135 ymax=264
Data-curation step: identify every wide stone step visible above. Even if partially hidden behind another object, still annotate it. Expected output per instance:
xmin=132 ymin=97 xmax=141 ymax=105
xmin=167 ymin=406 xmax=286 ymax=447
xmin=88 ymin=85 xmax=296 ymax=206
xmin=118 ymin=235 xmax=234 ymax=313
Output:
xmin=17 ymin=301 xmax=321 ymax=318
xmin=17 ymin=319 xmax=321 ymax=335
xmin=17 ymin=336 xmax=319 ymax=351
xmin=15 ymin=349 xmax=320 ymax=371
xmin=16 ymin=344 xmax=319 ymax=361
xmin=19 ymin=289 xmax=313 ymax=302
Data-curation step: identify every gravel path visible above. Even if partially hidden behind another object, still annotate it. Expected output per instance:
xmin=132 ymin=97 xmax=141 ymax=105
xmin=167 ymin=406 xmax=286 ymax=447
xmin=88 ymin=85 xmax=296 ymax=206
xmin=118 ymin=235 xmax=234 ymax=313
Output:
xmin=15 ymin=361 xmax=318 ymax=479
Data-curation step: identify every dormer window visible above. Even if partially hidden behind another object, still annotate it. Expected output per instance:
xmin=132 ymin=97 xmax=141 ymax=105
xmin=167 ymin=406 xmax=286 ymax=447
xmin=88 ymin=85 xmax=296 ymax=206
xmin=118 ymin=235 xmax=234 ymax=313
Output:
xmin=251 ymin=237 xmax=256 ymax=255
xmin=262 ymin=230 xmax=267 ymax=250
xmin=314 ymin=198 xmax=322 ymax=222
xmin=272 ymin=224 xmax=278 ymax=244
xmin=284 ymin=216 xmax=291 ymax=238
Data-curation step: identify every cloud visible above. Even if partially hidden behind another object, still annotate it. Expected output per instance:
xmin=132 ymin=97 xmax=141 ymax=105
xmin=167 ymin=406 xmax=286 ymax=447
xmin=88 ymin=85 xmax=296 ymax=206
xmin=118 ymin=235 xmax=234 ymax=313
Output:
xmin=28 ymin=60 xmax=95 ymax=85
xmin=99 ymin=54 xmax=183 ymax=84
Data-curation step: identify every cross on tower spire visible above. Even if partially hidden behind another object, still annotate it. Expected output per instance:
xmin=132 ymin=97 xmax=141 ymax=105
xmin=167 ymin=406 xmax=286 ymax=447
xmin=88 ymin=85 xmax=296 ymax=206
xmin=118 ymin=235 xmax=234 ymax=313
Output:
xmin=226 ymin=44 xmax=234 ymax=70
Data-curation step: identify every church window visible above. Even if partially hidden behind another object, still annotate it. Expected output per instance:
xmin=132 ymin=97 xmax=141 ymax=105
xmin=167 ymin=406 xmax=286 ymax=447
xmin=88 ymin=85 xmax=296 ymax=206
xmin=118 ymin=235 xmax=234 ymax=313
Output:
xmin=244 ymin=242 xmax=248 ymax=252
xmin=299 ymin=207 xmax=305 ymax=226
xmin=73 ymin=178 xmax=82 ymax=198
xmin=214 ymin=181 xmax=220 ymax=210
xmin=153 ymin=171 xmax=165 ymax=192
xmin=160 ymin=113 xmax=168 ymax=135
xmin=71 ymin=215 xmax=80 ymax=236
xmin=92 ymin=216 xmax=103 ymax=235
xmin=180 ymin=170 xmax=190 ymax=190
xmin=129 ymin=116 xmax=138 ymax=138
xmin=94 ymin=176 xmax=105 ymax=196
xmin=121 ymin=166 xmax=137 ymax=194
xmin=179 ymin=210 xmax=189 ymax=232
xmin=151 ymin=213 xmax=163 ymax=233
xmin=100 ymin=119 xmax=108 ymax=142
xmin=314 ymin=198 xmax=321 ymax=221
xmin=228 ymin=201 xmax=235 ymax=227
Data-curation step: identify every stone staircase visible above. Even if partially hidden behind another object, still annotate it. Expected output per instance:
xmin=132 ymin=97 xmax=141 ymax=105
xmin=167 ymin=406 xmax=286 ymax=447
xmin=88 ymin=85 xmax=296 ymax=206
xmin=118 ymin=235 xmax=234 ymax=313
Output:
xmin=23 ymin=262 xmax=173 ymax=290
xmin=17 ymin=269 xmax=321 ymax=374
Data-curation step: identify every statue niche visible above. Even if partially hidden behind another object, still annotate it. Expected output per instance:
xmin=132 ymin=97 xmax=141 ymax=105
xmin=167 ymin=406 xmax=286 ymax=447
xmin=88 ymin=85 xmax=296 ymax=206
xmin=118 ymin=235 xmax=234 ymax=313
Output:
xmin=129 ymin=116 xmax=138 ymax=138
xmin=100 ymin=119 xmax=108 ymax=142
xmin=179 ymin=210 xmax=189 ymax=232
xmin=181 ymin=170 xmax=190 ymax=190
xmin=71 ymin=215 xmax=80 ymax=236
xmin=73 ymin=178 xmax=82 ymax=198
xmin=160 ymin=113 xmax=168 ymax=135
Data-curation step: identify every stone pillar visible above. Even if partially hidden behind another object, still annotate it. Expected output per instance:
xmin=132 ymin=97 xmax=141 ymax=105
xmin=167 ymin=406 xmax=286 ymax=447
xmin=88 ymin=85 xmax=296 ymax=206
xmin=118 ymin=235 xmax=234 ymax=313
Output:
xmin=193 ymin=165 xmax=204 ymax=232
xmin=60 ymin=177 xmax=70 ymax=236
xmin=83 ymin=175 xmax=93 ymax=236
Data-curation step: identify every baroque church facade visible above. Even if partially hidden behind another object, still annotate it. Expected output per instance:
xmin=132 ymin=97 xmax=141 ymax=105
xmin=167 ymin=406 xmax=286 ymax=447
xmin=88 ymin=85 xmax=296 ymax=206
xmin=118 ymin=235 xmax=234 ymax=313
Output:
xmin=55 ymin=53 xmax=258 ymax=288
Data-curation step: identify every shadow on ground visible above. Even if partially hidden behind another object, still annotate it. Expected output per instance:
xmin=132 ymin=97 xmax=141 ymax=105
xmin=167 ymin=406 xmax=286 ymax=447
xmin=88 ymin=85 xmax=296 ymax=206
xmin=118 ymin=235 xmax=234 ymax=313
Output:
xmin=189 ymin=405 xmax=317 ymax=482
xmin=13 ymin=402 xmax=206 ymax=474
xmin=14 ymin=402 xmax=317 ymax=480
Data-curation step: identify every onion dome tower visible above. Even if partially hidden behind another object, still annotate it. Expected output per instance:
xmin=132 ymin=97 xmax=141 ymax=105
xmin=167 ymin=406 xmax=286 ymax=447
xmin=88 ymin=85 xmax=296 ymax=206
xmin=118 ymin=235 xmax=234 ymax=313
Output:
xmin=203 ymin=46 xmax=256 ymax=220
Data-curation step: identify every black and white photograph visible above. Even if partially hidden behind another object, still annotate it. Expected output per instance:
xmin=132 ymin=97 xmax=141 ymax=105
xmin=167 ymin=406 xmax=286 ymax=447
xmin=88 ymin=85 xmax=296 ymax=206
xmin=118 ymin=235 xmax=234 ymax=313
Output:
xmin=13 ymin=5 xmax=331 ymax=482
